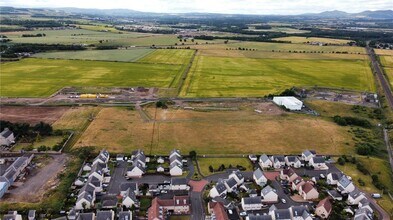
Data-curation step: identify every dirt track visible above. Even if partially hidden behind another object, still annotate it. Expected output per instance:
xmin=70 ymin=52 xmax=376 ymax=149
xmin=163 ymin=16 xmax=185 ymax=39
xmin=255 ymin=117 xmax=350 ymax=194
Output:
xmin=0 ymin=106 xmax=69 ymax=124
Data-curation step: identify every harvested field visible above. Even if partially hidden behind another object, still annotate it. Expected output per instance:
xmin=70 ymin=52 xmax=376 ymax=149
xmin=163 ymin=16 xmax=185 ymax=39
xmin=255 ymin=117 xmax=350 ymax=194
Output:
xmin=138 ymin=49 xmax=195 ymax=65
xmin=273 ymin=36 xmax=351 ymax=44
xmin=75 ymin=106 xmax=355 ymax=155
xmin=52 ymin=107 xmax=101 ymax=130
xmin=0 ymin=106 xmax=68 ymax=124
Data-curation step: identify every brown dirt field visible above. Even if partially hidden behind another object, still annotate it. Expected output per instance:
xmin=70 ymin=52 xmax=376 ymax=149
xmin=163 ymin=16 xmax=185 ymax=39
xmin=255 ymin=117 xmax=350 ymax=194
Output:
xmin=75 ymin=106 xmax=355 ymax=155
xmin=0 ymin=106 xmax=69 ymax=124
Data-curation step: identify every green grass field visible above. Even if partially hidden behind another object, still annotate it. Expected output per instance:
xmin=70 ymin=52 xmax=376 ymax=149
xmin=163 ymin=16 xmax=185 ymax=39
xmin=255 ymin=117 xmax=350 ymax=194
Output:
xmin=180 ymin=55 xmax=374 ymax=97
xmin=138 ymin=49 xmax=195 ymax=65
xmin=0 ymin=58 xmax=183 ymax=97
xmin=33 ymin=49 xmax=154 ymax=62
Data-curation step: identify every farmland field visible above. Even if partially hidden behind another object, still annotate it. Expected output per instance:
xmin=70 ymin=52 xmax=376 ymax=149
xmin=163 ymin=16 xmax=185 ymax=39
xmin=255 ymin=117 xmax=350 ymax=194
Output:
xmin=0 ymin=106 xmax=68 ymax=124
xmin=33 ymin=49 xmax=154 ymax=62
xmin=375 ymin=49 xmax=393 ymax=56
xmin=0 ymin=58 xmax=183 ymax=97
xmin=227 ymin=41 xmax=365 ymax=53
xmin=273 ymin=36 xmax=351 ymax=44
xmin=377 ymin=51 xmax=393 ymax=88
xmin=180 ymin=55 xmax=374 ymax=97
xmin=75 ymin=106 xmax=355 ymax=155
xmin=138 ymin=49 xmax=195 ymax=65
xmin=52 ymin=107 xmax=102 ymax=131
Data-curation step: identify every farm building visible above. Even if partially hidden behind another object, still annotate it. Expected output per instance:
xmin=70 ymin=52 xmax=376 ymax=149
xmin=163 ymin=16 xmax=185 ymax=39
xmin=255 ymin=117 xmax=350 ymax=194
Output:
xmin=0 ymin=128 xmax=15 ymax=147
xmin=272 ymin=96 xmax=303 ymax=111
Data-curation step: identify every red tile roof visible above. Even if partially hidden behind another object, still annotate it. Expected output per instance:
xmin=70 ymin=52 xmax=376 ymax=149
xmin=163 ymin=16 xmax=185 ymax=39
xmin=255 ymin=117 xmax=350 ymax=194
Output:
xmin=209 ymin=202 xmax=229 ymax=220
xmin=302 ymin=182 xmax=316 ymax=194
xmin=317 ymin=198 xmax=332 ymax=213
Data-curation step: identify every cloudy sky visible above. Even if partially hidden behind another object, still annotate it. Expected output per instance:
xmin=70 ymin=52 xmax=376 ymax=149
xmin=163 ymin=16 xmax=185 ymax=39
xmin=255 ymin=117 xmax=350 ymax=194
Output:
xmin=1 ymin=0 xmax=392 ymax=15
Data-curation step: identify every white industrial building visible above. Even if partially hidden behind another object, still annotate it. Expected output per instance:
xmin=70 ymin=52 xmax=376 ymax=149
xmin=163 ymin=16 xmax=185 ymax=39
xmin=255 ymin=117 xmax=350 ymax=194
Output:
xmin=272 ymin=96 xmax=303 ymax=111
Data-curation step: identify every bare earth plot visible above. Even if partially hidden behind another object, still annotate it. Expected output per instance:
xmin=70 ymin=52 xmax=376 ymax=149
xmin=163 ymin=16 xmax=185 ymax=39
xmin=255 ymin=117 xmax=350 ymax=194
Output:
xmin=1 ymin=154 xmax=68 ymax=203
xmin=0 ymin=106 xmax=69 ymax=124
xmin=75 ymin=106 xmax=355 ymax=155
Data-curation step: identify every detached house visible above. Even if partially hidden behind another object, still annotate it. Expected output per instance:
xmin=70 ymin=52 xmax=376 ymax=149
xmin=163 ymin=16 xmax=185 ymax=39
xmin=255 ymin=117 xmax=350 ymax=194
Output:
xmin=285 ymin=156 xmax=302 ymax=168
xmin=119 ymin=182 xmax=139 ymax=197
xmin=337 ymin=175 xmax=355 ymax=193
xmin=228 ymin=170 xmax=244 ymax=186
xmin=261 ymin=185 xmax=278 ymax=203
xmin=253 ymin=168 xmax=268 ymax=186
xmin=208 ymin=202 xmax=229 ymax=220
xmin=122 ymin=189 xmax=138 ymax=208
xmin=291 ymin=177 xmax=305 ymax=191
xmin=96 ymin=210 xmax=114 ymax=220
xmin=280 ymin=168 xmax=299 ymax=182
xmin=309 ymin=156 xmax=327 ymax=170
xmin=241 ymin=196 xmax=262 ymax=211
xmin=210 ymin=182 xmax=227 ymax=198
xmin=127 ymin=163 xmax=145 ymax=178
xmin=224 ymin=177 xmax=238 ymax=193
xmin=268 ymin=205 xmax=291 ymax=220
xmin=327 ymin=172 xmax=343 ymax=185
xmin=348 ymin=188 xmax=367 ymax=205
xmin=289 ymin=206 xmax=312 ymax=220
xmin=270 ymin=156 xmax=285 ymax=169
xmin=301 ymin=150 xmax=316 ymax=162
xmin=259 ymin=154 xmax=273 ymax=169
xmin=299 ymin=182 xmax=319 ymax=200
xmin=170 ymin=164 xmax=183 ymax=176
xmin=316 ymin=198 xmax=332 ymax=219
xmin=75 ymin=190 xmax=95 ymax=210
xmin=0 ymin=128 xmax=15 ymax=147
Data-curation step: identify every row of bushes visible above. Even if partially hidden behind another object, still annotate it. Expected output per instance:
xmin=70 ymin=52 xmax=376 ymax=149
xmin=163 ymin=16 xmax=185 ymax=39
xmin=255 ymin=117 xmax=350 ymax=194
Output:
xmin=332 ymin=115 xmax=372 ymax=128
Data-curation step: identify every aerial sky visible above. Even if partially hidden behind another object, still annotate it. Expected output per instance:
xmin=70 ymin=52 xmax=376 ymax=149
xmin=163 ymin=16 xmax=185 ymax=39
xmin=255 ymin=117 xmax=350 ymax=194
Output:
xmin=1 ymin=0 xmax=392 ymax=15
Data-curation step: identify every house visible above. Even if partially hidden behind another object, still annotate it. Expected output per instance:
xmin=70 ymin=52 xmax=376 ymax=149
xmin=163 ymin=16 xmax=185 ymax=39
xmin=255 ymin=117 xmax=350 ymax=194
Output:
xmin=253 ymin=168 xmax=267 ymax=186
xmin=96 ymin=210 xmax=114 ymax=220
xmin=157 ymin=157 xmax=165 ymax=164
xmin=272 ymin=96 xmax=303 ymax=111
xmin=74 ymin=177 xmax=85 ymax=187
xmin=131 ymin=150 xmax=146 ymax=168
xmin=170 ymin=178 xmax=188 ymax=190
xmin=212 ymin=196 xmax=232 ymax=209
xmin=327 ymin=190 xmax=343 ymax=201
xmin=337 ymin=175 xmax=355 ymax=193
xmin=170 ymin=163 xmax=183 ymax=176
xmin=268 ymin=205 xmax=291 ymax=220
xmin=249 ymin=155 xmax=258 ymax=162
xmin=280 ymin=168 xmax=299 ymax=182
xmin=241 ymin=196 xmax=262 ymax=211
xmin=118 ymin=211 xmax=132 ymax=220
xmin=122 ymin=189 xmax=138 ymax=208
xmin=3 ymin=211 xmax=22 ymax=220
xmin=157 ymin=165 xmax=164 ymax=172
xmin=299 ymin=182 xmax=319 ymax=200
xmin=68 ymin=209 xmax=77 ymax=220
xmin=309 ymin=156 xmax=327 ymax=170
xmin=93 ymin=149 xmax=110 ymax=165
xmin=148 ymin=195 xmax=190 ymax=219
xmin=208 ymin=202 xmax=229 ymax=220
xmin=259 ymin=154 xmax=273 ymax=169
xmin=127 ymin=163 xmax=145 ymax=178
xmin=291 ymin=177 xmax=305 ymax=191
xmin=270 ymin=156 xmax=285 ymax=169
xmin=354 ymin=206 xmax=373 ymax=220
xmin=0 ymin=181 xmax=9 ymax=198
xmin=0 ymin=156 xmax=33 ymax=198
xmin=228 ymin=170 xmax=244 ymax=185
xmin=88 ymin=162 xmax=106 ymax=181
xmin=358 ymin=198 xmax=373 ymax=213
xmin=326 ymin=172 xmax=343 ymax=185
xmin=119 ymin=182 xmax=139 ymax=197
xmin=86 ymin=176 xmax=103 ymax=193
xmin=170 ymin=149 xmax=181 ymax=158
xmin=76 ymin=213 xmax=95 ymax=220
xmin=285 ymin=156 xmax=302 ymax=168
xmin=210 ymin=182 xmax=227 ymax=198
xmin=28 ymin=210 xmax=36 ymax=220
xmin=315 ymin=198 xmax=332 ymax=219
xmin=224 ymin=177 xmax=238 ymax=193
xmin=348 ymin=188 xmax=367 ymax=205
xmin=249 ymin=189 xmax=258 ymax=197
xmin=170 ymin=155 xmax=182 ymax=167
xmin=102 ymin=196 xmax=118 ymax=209
xmin=0 ymin=128 xmax=15 ymax=146
xmin=289 ymin=206 xmax=312 ymax=220
xmin=301 ymin=150 xmax=316 ymax=162
xmin=75 ymin=190 xmax=95 ymax=210
xmin=260 ymin=185 xmax=278 ymax=203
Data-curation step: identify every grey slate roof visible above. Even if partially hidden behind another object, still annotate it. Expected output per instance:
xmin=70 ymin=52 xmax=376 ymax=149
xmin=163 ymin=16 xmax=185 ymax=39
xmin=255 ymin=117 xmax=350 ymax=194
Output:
xmin=226 ymin=177 xmax=238 ymax=188
xmin=286 ymin=156 xmax=299 ymax=162
xmin=338 ymin=175 xmax=352 ymax=188
xmin=327 ymin=190 xmax=342 ymax=199
xmin=243 ymin=196 xmax=261 ymax=205
xmin=120 ymin=182 xmax=138 ymax=192
xmin=303 ymin=150 xmax=316 ymax=157
xmin=261 ymin=185 xmax=276 ymax=196
xmin=273 ymin=156 xmax=285 ymax=162
xmin=171 ymin=177 xmax=187 ymax=185
xmin=77 ymin=213 xmax=95 ymax=220
xmin=28 ymin=210 xmax=36 ymax=218
xmin=349 ymin=188 xmax=363 ymax=198
xmin=259 ymin=154 xmax=271 ymax=163
xmin=330 ymin=172 xmax=344 ymax=180
xmin=232 ymin=170 xmax=244 ymax=180
xmin=96 ymin=211 xmax=113 ymax=220
xmin=0 ymin=128 xmax=13 ymax=138
xmin=274 ymin=209 xmax=291 ymax=220
xmin=291 ymin=206 xmax=309 ymax=217
xmin=253 ymin=168 xmax=265 ymax=180
xmin=312 ymin=156 xmax=325 ymax=163
xmin=215 ymin=182 xmax=227 ymax=195
xmin=118 ymin=211 xmax=132 ymax=220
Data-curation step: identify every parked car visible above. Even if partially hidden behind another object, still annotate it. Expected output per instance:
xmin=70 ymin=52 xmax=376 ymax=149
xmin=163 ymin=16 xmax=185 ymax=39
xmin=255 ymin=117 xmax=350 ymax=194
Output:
xmin=372 ymin=193 xmax=382 ymax=199
xmin=240 ymin=212 xmax=247 ymax=217
xmin=281 ymin=198 xmax=287 ymax=204
xmin=320 ymin=174 xmax=326 ymax=179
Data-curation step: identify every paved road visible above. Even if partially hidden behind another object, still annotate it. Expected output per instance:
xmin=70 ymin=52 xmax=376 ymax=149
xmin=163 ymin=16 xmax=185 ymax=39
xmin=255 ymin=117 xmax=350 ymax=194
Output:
xmin=190 ymin=191 xmax=204 ymax=220
xmin=186 ymin=158 xmax=195 ymax=179
xmin=367 ymin=47 xmax=393 ymax=108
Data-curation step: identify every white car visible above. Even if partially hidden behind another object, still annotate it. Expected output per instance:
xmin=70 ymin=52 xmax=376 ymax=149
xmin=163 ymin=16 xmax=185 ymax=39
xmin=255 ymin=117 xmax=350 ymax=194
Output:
xmin=281 ymin=198 xmax=287 ymax=204
xmin=239 ymin=212 xmax=247 ymax=217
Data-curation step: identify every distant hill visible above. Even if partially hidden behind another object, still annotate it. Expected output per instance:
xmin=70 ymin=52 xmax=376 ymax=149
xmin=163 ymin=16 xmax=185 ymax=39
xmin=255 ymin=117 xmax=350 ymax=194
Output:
xmin=301 ymin=10 xmax=393 ymax=19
